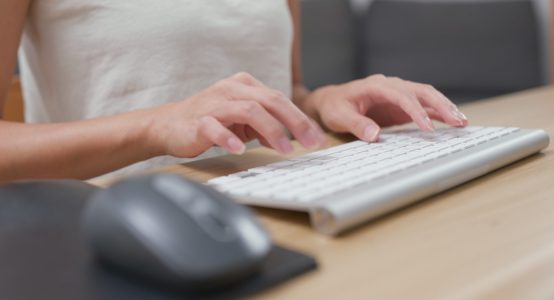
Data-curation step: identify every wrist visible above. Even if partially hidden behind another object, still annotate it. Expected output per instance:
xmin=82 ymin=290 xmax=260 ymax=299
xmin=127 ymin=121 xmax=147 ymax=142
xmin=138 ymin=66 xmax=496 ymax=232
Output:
xmin=123 ymin=107 xmax=166 ymax=158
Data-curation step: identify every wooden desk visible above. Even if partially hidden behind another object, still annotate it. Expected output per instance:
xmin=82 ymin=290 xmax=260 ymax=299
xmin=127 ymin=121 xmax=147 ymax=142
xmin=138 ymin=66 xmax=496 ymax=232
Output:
xmin=94 ymin=86 xmax=554 ymax=299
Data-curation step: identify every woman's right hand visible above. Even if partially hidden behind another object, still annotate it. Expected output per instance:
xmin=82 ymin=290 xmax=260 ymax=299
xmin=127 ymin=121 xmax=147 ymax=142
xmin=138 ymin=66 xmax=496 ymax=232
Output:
xmin=146 ymin=72 xmax=327 ymax=158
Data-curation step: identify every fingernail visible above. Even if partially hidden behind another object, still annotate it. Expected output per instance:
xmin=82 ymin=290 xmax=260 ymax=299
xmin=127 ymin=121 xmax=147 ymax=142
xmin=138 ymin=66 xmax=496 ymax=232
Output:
xmin=227 ymin=137 xmax=245 ymax=154
xmin=424 ymin=116 xmax=435 ymax=131
xmin=451 ymin=108 xmax=468 ymax=121
xmin=458 ymin=111 xmax=468 ymax=121
xmin=363 ymin=125 xmax=379 ymax=142
xmin=278 ymin=137 xmax=294 ymax=154
xmin=301 ymin=128 xmax=320 ymax=149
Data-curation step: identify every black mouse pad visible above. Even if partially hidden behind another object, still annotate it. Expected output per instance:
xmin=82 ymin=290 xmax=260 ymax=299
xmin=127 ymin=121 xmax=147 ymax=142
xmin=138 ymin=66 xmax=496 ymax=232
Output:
xmin=0 ymin=181 xmax=317 ymax=300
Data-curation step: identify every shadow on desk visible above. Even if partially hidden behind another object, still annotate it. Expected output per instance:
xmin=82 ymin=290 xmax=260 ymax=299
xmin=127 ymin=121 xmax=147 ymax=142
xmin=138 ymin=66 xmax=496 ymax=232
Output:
xmin=183 ymin=152 xmax=286 ymax=182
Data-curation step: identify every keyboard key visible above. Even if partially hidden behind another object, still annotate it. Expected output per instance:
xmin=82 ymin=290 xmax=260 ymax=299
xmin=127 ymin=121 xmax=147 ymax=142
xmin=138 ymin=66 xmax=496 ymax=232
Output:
xmin=206 ymin=127 xmax=525 ymax=207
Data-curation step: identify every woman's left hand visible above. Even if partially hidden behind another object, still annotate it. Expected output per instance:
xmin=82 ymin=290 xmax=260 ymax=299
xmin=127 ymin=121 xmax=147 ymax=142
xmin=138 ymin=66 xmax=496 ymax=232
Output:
xmin=302 ymin=74 xmax=469 ymax=142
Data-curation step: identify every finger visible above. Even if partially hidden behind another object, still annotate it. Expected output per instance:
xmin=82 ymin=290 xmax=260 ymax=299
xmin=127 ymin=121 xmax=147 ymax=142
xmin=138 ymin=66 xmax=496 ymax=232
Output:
xmin=216 ymin=101 xmax=294 ymax=155
xmin=310 ymin=118 xmax=329 ymax=147
xmin=198 ymin=116 xmax=246 ymax=154
xmin=424 ymin=107 xmax=444 ymax=122
xmin=233 ymin=125 xmax=273 ymax=152
xmin=369 ymin=78 xmax=435 ymax=132
xmin=405 ymin=81 xmax=468 ymax=127
xmin=243 ymin=125 xmax=277 ymax=149
xmin=325 ymin=104 xmax=381 ymax=142
xmin=231 ymin=84 xmax=325 ymax=149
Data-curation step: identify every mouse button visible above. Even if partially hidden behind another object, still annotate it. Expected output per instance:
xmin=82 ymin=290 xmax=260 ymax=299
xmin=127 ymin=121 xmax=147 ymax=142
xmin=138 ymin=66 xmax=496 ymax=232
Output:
xmin=184 ymin=195 xmax=239 ymax=240
xmin=150 ymin=175 xmax=197 ymax=208
xmin=119 ymin=198 xmax=206 ymax=272
xmin=194 ymin=210 xmax=237 ymax=242
xmin=109 ymin=186 xmax=196 ymax=248
xmin=122 ymin=200 xmax=176 ymax=247
xmin=187 ymin=194 xmax=223 ymax=216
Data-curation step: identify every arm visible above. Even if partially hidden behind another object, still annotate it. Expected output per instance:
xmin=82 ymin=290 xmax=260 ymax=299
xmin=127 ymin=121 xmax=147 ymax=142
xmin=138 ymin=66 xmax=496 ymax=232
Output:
xmin=0 ymin=79 xmax=325 ymax=182
xmin=0 ymin=0 xmax=28 ymax=113
xmin=0 ymin=0 xmax=324 ymax=182
xmin=0 ymin=113 xmax=160 ymax=181
xmin=287 ymin=0 xmax=314 ymax=117
xmin=0 ymin=0 xmax=160 ymax=181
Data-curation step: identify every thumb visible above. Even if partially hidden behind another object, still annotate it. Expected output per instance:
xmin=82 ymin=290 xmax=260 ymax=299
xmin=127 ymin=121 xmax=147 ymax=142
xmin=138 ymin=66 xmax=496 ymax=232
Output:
xmin=329 ymin=107 xmax=381 ymax=142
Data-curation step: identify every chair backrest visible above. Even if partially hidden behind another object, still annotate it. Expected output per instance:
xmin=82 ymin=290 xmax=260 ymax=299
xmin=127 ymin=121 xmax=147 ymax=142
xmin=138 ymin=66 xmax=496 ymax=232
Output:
xmin=3 ymin=77 xmax=25 ymax=122
xmin=362 ymin=0 xmax=544 ymax=102
xmin=300 ymin=0 xmax=359 ymax=89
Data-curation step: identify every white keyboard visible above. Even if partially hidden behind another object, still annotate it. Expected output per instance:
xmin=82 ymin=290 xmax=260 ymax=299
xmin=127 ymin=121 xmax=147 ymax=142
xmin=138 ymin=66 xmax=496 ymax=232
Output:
xmin=207 ymin=126 xmax=549 ymax=235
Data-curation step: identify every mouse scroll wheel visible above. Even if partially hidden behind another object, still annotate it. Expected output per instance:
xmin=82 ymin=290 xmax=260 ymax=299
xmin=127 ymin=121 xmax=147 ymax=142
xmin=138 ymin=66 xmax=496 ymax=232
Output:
xmin=197 ymin=212 xmax=235 ymax=242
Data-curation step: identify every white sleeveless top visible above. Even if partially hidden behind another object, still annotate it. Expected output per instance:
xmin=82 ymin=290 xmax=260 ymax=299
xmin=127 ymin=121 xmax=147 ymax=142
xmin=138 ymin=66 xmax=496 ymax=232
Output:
xmin=18 ymin=0 xmax=293 ymax=177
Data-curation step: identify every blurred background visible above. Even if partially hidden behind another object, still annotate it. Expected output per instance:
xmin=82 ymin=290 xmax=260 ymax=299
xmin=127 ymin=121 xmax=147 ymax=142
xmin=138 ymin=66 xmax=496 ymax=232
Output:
xmin=10 ymin=0 xmax=552 ymax=108
xmin=300 ymin=0 xmax=552 ymax=103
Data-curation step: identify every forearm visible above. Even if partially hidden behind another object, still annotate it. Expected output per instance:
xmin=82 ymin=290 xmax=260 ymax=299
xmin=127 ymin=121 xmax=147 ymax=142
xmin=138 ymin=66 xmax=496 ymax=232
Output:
xmin=0 ymin=0 xmax=30 ymax=112
xmin=0 ymin=109 xmax=159 ymax=182
xmin=291 ymin=83 xmax=309 ymax=111
xmin=288 ymin=0 xmax=316 ymax=119
xmin=288 ymin=0 xmax=328 ymax=124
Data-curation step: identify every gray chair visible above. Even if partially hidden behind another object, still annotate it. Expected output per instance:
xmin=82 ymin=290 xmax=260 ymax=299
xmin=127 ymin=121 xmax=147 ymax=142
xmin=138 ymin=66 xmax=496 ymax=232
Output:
xmin=300 ymin=0 xmax=360 ymax=89
xmin=361 ymin=0 xmax=545 ymax=103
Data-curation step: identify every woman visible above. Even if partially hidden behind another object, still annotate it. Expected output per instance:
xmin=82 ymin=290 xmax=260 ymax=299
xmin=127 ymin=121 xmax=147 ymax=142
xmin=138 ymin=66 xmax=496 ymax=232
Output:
xmin=0 ymin=0 xmax=467 ymax=182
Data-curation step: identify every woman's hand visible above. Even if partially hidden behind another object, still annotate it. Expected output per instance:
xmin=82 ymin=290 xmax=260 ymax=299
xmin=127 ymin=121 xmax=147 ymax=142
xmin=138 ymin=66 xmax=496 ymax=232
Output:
xmin=148 ymin=72 xmax=327 ymax=158
xmin=0 ymin=72 xmax=327 ymax=182
xmin=302 ymin=74 xmax=468 ymax=142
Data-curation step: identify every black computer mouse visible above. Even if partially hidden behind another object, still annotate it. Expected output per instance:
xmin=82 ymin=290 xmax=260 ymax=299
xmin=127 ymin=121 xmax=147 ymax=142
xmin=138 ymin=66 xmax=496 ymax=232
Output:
xmin=82 ymin=173 xmax=271 ymax=291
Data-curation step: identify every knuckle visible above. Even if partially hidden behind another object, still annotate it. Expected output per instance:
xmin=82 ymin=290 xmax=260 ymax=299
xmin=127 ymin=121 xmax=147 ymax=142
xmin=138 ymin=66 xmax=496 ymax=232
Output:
xmin=266 ymin=126 xmax=284 ymax=139
xmin=242 ymin=101 xmax=261 ymax=115
xmin=406 ymin=91 xmax=419 ymax=101
xmin=196 ymin=120 xmax=213 ymax=138
xmin=291 ymin=118 xmax=312 ymax=132
xmin=268 ymin=91 xmax=287 ymax=103
xmin=368 ymin=74 xmax=386 ymax=81
xmin=232 ymin=72 xmax=254 ymax=83
xmin=395 ymin=93 xmax=414 ymax=105
xmin=397 ymin=88 xmax=418 ymax=101
xmin=422 ymin=83 xmax=435 ymax=91
xmin=214 ymin=131 xmax=229 ymax=143
xmin=212 ymin=79 xmax=232 ymax=93
xmin=400 ymin=95 xmax=422 ymax=111
xmin=421 ymin=84 xmax=437 ymax=96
